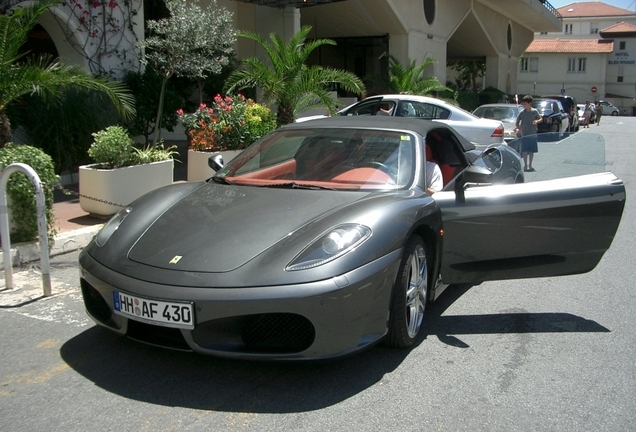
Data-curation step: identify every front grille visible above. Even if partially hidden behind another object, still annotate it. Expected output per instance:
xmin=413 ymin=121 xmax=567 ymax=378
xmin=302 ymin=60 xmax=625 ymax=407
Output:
xmin=192 ymin=313 xmax=315 ymax=354
xmin=126 ymin=320 xmax=191 ymax=351
xmin=241 ymin=313 xmax=315 ymax=352
xmin=81 ymin=279 xmax=116 ymax=327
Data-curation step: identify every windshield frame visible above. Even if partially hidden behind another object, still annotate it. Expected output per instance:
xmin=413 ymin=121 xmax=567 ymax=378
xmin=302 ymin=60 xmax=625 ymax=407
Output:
xmin=213 ymin=126 xmax=420 ymax=191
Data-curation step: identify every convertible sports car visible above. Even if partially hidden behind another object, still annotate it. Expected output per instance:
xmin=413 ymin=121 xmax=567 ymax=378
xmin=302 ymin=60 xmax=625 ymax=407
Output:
xmin=79 ymin=117 xmax=625 ymax=360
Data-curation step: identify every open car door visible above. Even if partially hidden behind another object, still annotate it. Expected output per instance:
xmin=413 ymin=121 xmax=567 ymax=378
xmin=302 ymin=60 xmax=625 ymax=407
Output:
xmin=434 ymin=132 xmax=625 ymax=284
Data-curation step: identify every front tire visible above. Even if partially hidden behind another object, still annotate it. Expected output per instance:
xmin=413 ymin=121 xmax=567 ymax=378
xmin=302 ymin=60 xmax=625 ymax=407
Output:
xmin=385 ymin=235 xmax=428 ymax=348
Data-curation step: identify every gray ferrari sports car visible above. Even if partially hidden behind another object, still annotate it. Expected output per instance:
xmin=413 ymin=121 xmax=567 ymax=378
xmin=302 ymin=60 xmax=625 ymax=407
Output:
xmin=79 ymin=116 xmax=625 ymax=360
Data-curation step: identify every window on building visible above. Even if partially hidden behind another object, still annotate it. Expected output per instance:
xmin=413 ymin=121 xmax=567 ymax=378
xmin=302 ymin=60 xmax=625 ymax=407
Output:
xmin=590 ymin=23 xmax=599 ymax=34
xmin=618 ymin=66 xmax=624 ymax=82
xmin=529 ymin=57 xmax=538 ymax=72
xmin=520 ymin=57 xmax=539 ymax=73
xmin=564 ymin=24 xmax=573 ymax=34
xmin=578 ymin=57 xmax=586 ymax=73
xmin=540 ymin=31 xmax=548 ymax=35
xmin=567 ymin=58 xmax=576 ymax=73
xmin=619 ymin=41 xmax=626 ymax=50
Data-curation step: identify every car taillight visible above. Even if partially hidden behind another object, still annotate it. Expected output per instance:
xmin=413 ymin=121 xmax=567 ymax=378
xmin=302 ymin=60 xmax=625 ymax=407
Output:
xmin=491 ymin=125 xmax=504 ymax=138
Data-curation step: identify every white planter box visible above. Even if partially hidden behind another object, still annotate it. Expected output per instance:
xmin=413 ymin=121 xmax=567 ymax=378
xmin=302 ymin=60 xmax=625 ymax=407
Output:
xmin=79 ymin=159 xmax=173 ymax=217
xmin=187 ymin=150 xmax=241 ymax=182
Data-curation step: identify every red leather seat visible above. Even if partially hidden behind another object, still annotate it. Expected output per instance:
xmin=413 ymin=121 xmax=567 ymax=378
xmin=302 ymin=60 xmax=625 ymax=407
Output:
xmin=426 ymin=144 xmax=456 ymax=186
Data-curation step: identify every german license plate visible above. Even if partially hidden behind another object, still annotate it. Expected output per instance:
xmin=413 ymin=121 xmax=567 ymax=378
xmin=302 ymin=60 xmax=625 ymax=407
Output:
xmin=113 ymin=290 xmax=194 ymax=330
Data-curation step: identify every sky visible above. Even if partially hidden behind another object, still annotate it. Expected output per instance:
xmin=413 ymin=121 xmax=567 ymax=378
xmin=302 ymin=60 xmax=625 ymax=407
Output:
xmin=548 ymin=0 xmax=636 ymax=11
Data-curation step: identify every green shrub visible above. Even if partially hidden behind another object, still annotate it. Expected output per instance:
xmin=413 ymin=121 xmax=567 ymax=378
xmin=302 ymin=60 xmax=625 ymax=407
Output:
xmin=134 ymin=145 xmax=179 ymax=164
xmin=244 ymin=102 xmax=277 ymax=143
xmin=88 ymin=126 xmax=177 ymax=169
xmin=455 ymin=91 xmax=480 ymax=111
xmin=88 ymin=126 xmax=136 ymax=169
xmin=0 ymin=144 xmax=58 ymax=244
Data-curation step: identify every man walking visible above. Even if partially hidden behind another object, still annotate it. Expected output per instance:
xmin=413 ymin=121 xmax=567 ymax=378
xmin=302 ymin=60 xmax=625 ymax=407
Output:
xmin=596 ymin=102 xmax=603 ymax=125
xmin=514 ymin=95 xmax=542 ymax=172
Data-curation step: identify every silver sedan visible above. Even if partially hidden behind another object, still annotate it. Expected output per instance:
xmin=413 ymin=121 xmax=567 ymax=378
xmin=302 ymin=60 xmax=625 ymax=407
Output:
xmin=338 ymin=94 xmax=505 ymax=148
xmin=473 ymin=103 xmax=523 ymax=143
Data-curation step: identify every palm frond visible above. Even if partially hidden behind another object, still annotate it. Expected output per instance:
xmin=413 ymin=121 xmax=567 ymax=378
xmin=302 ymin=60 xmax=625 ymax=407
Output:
xmin=228 ymin=25 xmax=365 ymax=125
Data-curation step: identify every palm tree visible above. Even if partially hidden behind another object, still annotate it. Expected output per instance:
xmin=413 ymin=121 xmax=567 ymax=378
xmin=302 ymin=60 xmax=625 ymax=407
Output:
xmin=224 ymin=25 xmax=365 ymax=126
xmin=369 ymin=54 xmax=450 ymax=96
xmin=0 ymin=0 xmax=135 ymax=147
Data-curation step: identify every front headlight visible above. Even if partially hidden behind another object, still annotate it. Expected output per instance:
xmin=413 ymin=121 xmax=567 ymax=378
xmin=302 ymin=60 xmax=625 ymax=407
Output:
xmin=95 ymin=206 xmax=132 ymax=247
xmin=286 ymin=224 xmax=372 ymax=271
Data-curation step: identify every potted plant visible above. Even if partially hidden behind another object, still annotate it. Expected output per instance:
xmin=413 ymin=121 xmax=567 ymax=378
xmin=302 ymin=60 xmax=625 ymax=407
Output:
xmin=179 ymin=94 xmax=276 ymax=181
xmin=79 ymin=126 xmax=177 ymax=217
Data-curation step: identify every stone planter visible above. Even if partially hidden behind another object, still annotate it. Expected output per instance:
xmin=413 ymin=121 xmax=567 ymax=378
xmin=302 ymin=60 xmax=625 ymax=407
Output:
xmin=187 ymin=150 xmax=241 ymax=182
xmin=79 ymin=159 xmax=174 ymax=217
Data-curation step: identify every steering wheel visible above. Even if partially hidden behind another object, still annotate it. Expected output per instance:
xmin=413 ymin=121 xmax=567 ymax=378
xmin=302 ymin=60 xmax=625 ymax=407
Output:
xmin=360 ymin=161 xmax=397 ymax=183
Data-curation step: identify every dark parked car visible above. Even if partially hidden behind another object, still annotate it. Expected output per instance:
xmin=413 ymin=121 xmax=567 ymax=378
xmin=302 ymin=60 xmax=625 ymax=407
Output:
xmin=543 ymin=95 xmax=579 ymax=132
xmin=79 ymin=116 xmax=625 ymax=360
xmin=532 ymin=98 xmax=569 ymax=133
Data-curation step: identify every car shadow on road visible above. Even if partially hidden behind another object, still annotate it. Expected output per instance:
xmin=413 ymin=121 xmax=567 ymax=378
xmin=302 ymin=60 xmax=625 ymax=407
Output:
xmin=59 ymin=283 xmax=609 ymax=413
xmin=422 ymin=283 xmax=610 ymax=349
xmin=59 ymin=325 xmax=414 ymax=412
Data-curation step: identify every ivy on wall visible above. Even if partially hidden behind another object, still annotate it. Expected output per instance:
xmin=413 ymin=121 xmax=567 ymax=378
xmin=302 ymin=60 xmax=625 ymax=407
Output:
xmin=3 ymin=0 xmax=142 ymax=77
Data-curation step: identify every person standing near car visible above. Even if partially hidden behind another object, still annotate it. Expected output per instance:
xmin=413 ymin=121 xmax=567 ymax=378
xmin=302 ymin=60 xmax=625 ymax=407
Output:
xmin=514 ymin=94 xmax=542 ymax=172
xmin=583 ymin=101 xmax=594 ymax=127
xmin=596 ymin=102 xmax=603 ymax=125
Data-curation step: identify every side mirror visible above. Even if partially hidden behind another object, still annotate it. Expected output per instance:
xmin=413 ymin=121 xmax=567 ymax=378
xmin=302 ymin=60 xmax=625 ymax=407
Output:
xmin=454 ymin=165 xmax=493 ymax=202
xmin=208 ymin=153 xmax=224 ymax=172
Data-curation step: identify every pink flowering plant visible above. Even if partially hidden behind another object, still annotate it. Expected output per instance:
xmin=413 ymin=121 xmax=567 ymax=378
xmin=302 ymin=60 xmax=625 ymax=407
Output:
xmin=178 ymin=94 xmax=276 ymax=152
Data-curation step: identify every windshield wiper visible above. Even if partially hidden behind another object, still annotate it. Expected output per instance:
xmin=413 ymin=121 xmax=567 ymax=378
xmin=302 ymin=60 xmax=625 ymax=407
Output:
xmin=262 ymin=182 xmax=336 ymax=190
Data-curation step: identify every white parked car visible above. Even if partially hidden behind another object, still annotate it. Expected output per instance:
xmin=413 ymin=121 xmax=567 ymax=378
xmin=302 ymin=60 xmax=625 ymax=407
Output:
xmin=338 ymin=94 xmax=505 ymax=148
xmin=577 ymin=103 xmax=596 ymax=124
xmin=599 ymin=100 xmax=619 ymax=116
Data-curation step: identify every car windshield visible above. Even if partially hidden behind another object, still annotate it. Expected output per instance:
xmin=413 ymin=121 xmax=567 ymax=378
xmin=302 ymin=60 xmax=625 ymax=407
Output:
xmin=532 ymin=100 xmax=557 ymax=114
xmin=213 ymin=127 xmax=416 ymax=191
xmin=507 ymin=132 xmax=606 ymax=182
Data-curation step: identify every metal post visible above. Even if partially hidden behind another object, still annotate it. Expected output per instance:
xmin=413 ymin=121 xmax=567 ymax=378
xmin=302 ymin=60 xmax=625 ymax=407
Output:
xmin=0 ymin=163 xmax=51 ymax=296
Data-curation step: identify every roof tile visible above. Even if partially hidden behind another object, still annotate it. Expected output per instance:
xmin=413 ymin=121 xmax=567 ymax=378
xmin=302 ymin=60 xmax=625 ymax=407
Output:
xmin=526 ymin=38 xmax=614 ymax=53
xmin=600 ymin=21 xmax=636 ymax=33
xmin=557 ymin=2 xmax=636 ymax=17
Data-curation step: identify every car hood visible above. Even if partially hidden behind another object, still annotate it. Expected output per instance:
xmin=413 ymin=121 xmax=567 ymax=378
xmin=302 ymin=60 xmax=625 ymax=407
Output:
xmin=127 ymin=183 xmax=369 ymax=273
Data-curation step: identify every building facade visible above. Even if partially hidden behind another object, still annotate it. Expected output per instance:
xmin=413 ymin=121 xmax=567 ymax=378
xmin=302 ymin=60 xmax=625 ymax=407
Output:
xmin=518 ymin=1 xmax=636 ymax=114
xmin=3 ymin=0 xmax=567 ymax=95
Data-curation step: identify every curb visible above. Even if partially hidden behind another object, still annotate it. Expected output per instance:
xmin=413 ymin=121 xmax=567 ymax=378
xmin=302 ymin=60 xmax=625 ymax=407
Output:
xmin=0 ymin=224 xmax=102 ymax=268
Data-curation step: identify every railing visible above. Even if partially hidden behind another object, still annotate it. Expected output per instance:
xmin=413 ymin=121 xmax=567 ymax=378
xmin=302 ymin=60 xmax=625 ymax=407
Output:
xmin=540 ymin=0 xmax=563 ymax=20
xmin=0 ymin=164 xmax=52 ymax=297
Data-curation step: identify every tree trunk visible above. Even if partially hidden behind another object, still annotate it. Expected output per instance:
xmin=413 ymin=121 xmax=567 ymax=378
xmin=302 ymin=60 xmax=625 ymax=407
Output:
xmin=277 ymin=103 xmax=295 ymax=127
xmin=152 ymin=75 xmax=169 ymax=148
xmin=0 ymin=111 xmax=12 ymax=148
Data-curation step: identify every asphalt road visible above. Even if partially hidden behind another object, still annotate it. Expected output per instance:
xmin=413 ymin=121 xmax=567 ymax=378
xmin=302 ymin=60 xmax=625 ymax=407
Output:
xmin=1 ymin=117 xmax=635 ymax=431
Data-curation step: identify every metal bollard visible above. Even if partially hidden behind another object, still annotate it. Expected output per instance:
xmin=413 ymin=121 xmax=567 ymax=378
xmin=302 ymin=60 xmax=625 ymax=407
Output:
xmin=0 ymin=163 xmax=51 ymax=296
